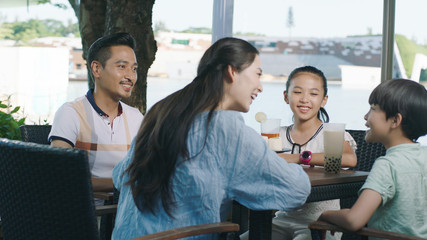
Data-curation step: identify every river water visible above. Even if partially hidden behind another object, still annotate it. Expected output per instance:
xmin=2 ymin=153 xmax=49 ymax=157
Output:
xmin=69 ymin=77 xmax=427 ymax=145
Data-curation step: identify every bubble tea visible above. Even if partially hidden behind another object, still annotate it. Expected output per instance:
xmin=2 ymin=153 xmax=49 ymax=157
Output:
xmin=323 ymin=123 xmax=345 ymax=173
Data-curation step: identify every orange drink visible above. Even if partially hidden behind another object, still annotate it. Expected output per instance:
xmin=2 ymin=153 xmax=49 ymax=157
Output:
xmin=260 ymin=119 xmax=281 ymax=139
xmin=261 ymin=133 xmax=279 ymax=139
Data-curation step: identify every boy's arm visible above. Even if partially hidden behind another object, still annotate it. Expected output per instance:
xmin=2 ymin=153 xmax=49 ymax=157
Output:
xmin=319 ymin=189 xmax=382 ymax=231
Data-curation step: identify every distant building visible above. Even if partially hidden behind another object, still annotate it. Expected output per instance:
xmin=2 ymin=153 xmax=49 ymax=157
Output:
xmin=151 ymin=32 xmax=414 ymax=85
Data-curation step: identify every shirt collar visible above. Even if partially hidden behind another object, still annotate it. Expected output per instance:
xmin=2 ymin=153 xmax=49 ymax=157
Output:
xmin=86 ymin=89 xmax=123 ymax=117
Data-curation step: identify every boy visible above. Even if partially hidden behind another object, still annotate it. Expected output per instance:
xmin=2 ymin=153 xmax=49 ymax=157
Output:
xmin=319 ymin=79 xmax=427 ymax=238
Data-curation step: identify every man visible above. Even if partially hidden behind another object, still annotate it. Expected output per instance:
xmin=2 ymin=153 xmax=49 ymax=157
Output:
xmin=49 ymin=32 xmax=143 ymax=200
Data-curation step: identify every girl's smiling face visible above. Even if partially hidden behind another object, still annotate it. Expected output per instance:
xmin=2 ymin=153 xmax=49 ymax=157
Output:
xmin=284 ymin=72 xmax=328 ymax=122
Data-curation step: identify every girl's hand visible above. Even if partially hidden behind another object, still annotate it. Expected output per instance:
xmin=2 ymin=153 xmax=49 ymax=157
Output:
xmin=277 ymin=153 xmax=300 ymax=163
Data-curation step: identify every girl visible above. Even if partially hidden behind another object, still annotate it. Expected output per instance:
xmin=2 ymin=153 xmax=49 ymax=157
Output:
xmin=274 ymin=66 xmax=357 ymax=240
xmin=111 ymin=38 xmax=311 ymax=239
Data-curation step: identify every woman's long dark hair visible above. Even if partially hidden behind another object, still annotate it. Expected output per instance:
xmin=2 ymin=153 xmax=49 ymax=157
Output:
xmin=285 ymin=65 xmax=330 ymax=122
xmin=125 ymin=37 xmax=259 ymax=217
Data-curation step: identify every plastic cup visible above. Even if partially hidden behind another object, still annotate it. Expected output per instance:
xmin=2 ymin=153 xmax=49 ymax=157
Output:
xmin=323 ymin=123 xmax=345 ymax=173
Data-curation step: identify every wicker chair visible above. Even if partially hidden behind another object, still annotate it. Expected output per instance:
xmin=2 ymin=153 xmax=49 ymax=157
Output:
xmin=310 ymin=220 xmax=426 ymax=240
xmin=346 ymin=129 xmax=386 ymax=172
xmin=0 ymin=139 xmax=238 ymax=240
xmin=19 ymin=124 xmax=52 ymax=145
xmin=19 ymin=124 xmax=116 ymax=239
xmin=131 ymin=222 xmax=240 ymax=240
xmin=0 ymin=138 xmax=102 ymax=239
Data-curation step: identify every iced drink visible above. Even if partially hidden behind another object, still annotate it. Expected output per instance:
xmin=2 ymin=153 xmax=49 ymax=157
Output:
xmin=323 ymin=123 xmax=345 ymax=173
xmin=261 ymin=119 xmax=280 ymax=139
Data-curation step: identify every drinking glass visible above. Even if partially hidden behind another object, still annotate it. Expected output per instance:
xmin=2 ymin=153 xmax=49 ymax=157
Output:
xmin=260 ymin=119 xmax=281 ymax=139
xmin=323 ymin=123 xmax=345 ymax=173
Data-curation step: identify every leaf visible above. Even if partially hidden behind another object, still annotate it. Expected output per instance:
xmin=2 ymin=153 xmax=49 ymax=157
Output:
xmin=10 ymin=106 xmax=20 ymax=114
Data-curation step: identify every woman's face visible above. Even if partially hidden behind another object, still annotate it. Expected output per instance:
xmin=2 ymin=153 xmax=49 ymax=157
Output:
xmin=223 ymin=55 xmax=263 ymax=112
xmin=284 ymin=72 xmax=328 ymax=122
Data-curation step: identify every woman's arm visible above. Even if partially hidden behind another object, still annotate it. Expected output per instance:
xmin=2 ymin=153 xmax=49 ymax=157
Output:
xmin=278 ymin=141 xmax=357 ymax=167
xmin=318 ymin=189 xmax=382 ymax=231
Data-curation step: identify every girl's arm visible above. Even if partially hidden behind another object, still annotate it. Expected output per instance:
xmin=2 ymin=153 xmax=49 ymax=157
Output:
xmin=341 ymin=141 xmax=358 ymax=167
xmin=278 ymin=141 xmax=357 ymax=167
xmin=318 ymin=189 xmax=382 ymax=231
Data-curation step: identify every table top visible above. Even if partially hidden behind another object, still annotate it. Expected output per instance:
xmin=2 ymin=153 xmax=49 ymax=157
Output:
xmin=303 ymin=166 xmax=369 ymax=187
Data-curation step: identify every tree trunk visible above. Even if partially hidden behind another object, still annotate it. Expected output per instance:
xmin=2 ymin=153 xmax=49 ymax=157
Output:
xmin=105 ymin=0 xmax=157 ymax=114
xmin=68 ymin=0 xmax=156 ymax=114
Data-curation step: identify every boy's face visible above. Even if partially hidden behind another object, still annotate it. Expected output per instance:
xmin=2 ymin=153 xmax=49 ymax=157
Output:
xmin=92 ymin=45 xmax=138 ymax=101
xmin=364 ymin=104 xmax=394 ymax=143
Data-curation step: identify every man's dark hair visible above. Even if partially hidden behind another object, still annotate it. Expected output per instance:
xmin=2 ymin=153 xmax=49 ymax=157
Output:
xmin=87 ymin=32 xmax=136 ymax=71
xmin=369 ymin=78 xmax=427 ymax=141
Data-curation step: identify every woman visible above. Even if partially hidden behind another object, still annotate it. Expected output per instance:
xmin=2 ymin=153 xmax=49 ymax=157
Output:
xmin=112 ymin=37 xmax=311 ymax=239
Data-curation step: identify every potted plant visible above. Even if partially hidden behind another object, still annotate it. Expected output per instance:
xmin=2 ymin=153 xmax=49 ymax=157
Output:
xmin=0 ymin=96 xmax=26 ymax=140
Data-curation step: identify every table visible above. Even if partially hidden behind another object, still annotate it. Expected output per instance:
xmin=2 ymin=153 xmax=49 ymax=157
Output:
xmin=240 ymin=167 xmax=370 ymax=240
xmin=304 ymin=166 xmax=369 ymax=203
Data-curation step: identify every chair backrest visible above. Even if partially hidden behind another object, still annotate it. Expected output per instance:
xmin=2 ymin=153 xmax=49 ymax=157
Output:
xmin=347 ymin=129 xmax=386 ymax=171
xmin=0 ymin=138 xmax=99 ymax=240
xmin=131 ymin=222 xmax=240 ymax=240
xmin=19 ymin=124 xmax=52 ymax=145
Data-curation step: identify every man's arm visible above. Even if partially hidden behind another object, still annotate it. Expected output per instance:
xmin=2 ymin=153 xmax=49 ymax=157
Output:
xmin=92 ymin=177 xmax=114 ymax=192
xmin=319 ymin=189 xmax=382 ymax=231
xmin=51 ymin=139 xmax=73 ymax=148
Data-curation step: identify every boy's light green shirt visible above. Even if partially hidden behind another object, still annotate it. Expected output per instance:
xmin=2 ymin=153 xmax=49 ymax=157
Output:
xmin=359 ymin=143 xmax=427 ymax=239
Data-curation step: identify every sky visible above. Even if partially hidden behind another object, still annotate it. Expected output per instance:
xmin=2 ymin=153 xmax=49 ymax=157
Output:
xmin=1 ymin=0 xmax=427 ymax=44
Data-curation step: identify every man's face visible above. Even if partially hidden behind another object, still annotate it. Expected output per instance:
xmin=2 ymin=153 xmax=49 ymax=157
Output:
xmin=92 ymin=45 xmax=138 ymax=101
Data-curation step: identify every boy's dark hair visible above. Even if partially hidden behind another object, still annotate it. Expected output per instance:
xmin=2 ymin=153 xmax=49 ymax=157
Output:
xmin=369 ymin=78 xmax=427 ymax=141
xmin=87 ymin=32 xmax=136 ymax=79
xmin=286 ymin=65 xmax=330 ymax=122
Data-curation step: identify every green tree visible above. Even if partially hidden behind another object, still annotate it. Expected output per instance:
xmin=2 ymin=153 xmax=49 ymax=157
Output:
xmin=0 ymin=18 xmax=81 ymax=41
xmin=154 ymin=20 xmax=167 ymax=33
xmin=395 ymin=34 xmax=427 ymax=78
xmin=181 ymin=27 xmax=211 ymax=34
xmin=0 ymin=24 xmax=13 ymax=39
xmin=18 ymin=0 xmax=156 ymax=113
xmin=15 ymin=28 xmax=38 ymax=42
xmin=67 ymin=0 xmax=156 ymax=113
xmin=62 ymin=19 xmax=80 ymax=37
